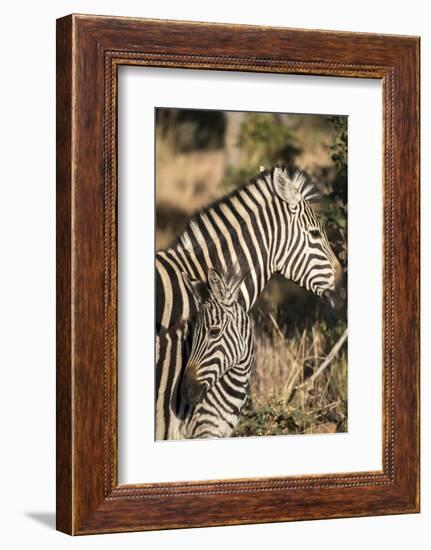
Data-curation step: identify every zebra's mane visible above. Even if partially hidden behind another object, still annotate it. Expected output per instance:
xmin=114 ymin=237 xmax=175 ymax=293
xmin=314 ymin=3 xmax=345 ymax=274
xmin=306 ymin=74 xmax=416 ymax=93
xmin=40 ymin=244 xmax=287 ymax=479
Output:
xmin=170 ymin=165 xmax=320 ymax=252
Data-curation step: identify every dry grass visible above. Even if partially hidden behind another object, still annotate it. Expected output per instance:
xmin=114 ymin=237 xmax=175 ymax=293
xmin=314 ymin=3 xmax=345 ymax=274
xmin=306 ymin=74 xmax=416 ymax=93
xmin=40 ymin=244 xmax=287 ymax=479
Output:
xmin=233 ymin=318 xmax=348 ymax=437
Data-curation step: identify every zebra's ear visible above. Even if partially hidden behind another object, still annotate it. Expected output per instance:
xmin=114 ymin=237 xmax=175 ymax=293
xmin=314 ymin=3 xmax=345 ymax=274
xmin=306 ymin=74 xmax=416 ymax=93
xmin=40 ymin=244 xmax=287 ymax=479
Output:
xmin=182 ymin=272 xmax=208 ymax=306
xmin=208 ymin=268 xmax=229 ymax=305
xmin=273 ymin=167 xmax=301 ymax=208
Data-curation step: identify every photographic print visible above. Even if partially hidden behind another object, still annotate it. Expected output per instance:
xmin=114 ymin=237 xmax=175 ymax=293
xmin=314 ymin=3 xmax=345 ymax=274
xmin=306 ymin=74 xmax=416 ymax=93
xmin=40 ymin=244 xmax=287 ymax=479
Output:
xmin=56 ymin=16 xmax=420 ymax=533
xmin=155 ymin=108 xmax=348 ymax=441
xmin=56 ymin=15 xmax=420 ymax=534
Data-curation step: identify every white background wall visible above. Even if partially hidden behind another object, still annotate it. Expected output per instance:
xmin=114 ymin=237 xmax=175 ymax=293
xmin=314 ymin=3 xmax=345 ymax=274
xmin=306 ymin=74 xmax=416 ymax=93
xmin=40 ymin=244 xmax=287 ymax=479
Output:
xmin=0 ymin=1 xmax=428 ymax=548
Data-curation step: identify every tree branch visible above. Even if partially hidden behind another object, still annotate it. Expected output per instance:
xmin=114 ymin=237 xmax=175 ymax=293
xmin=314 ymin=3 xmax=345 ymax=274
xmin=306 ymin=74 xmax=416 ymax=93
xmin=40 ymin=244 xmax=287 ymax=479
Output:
xmin=289 ymin=328 xmax=348 ymax=407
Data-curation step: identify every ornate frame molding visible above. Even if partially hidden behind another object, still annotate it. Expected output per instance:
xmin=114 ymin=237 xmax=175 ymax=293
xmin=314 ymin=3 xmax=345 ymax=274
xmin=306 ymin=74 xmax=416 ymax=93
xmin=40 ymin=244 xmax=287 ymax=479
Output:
xmin=57 ymin=15 xmax=419 ymax=534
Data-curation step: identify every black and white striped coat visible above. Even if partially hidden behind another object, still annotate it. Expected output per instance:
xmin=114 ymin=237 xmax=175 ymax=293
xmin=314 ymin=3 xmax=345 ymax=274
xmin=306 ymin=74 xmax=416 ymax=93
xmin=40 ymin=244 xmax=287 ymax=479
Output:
xmin=155 ymin=167 xmax=342 ymax=439
xmin=181 ymin=268 xmax=254 ymax=439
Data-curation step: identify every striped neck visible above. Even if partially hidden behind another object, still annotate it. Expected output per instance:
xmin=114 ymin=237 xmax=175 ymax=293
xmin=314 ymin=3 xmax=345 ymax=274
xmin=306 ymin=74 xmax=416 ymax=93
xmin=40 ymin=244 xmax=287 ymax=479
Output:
xmin=170 ymin=173 xmax=284 ymax=312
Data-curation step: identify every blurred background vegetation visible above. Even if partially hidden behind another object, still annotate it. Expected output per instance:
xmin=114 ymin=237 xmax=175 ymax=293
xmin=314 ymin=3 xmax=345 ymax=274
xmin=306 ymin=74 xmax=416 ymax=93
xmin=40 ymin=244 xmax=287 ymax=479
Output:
xmin=156 ymin=108 xmax=348 ymax=436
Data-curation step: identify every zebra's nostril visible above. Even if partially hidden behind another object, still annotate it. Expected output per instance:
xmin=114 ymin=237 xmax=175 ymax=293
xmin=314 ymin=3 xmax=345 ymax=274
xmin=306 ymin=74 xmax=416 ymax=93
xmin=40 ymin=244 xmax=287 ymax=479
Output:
xmin=322 ymin=288 xmax=344 ymax=309
xmin=181 ymin=370 xmax=206 ymax=405
xmin=182 ymin=383 xmax=205 ymax=405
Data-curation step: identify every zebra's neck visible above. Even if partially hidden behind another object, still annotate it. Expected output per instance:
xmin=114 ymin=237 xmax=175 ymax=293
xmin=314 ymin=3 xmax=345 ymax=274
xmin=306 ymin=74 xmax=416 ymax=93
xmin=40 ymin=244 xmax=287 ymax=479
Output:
xmin=156 ymin=173 xmax=289 ymax=330
xmin=183 ymin=351 xmax=255 ymax=439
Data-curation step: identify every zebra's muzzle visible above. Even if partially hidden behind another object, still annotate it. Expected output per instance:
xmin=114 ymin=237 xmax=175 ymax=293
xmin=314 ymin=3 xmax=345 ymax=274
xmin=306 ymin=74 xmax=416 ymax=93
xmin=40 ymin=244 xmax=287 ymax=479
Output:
xmin=180 ymin=368 xmax=207 ymax=405
xmin=322 ymin=288 xmax=343 ymax=309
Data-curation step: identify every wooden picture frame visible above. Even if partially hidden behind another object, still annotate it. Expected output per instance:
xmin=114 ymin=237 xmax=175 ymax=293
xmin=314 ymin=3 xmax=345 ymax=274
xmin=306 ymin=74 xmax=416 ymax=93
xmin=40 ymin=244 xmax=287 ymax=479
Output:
xmin=56 ymin=14 xmax=420 ymax=535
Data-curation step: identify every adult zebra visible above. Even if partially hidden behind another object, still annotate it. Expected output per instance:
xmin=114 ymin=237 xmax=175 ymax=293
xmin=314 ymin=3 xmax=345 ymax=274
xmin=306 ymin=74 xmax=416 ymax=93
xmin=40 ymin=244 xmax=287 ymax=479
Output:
xmin=155 ymin=166 xmax=343 ymax=439
xmin=180 ymin=267 xmax=254 ymax=439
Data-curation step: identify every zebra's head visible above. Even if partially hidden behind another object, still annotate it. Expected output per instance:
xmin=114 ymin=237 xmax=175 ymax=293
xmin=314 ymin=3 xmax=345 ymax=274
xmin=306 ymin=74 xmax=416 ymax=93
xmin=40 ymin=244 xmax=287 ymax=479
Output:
xmin=180 ymin=268 xmax=252 ymax=406
xmin=272 ymin=166 xmax=343 ymax=307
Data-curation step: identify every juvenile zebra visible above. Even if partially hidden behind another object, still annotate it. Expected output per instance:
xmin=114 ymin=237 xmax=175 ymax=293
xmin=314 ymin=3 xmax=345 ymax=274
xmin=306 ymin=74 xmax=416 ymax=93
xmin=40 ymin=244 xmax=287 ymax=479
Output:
xmin=181 ymin=267 xmax=254 ymax=439
xmin=156 ymin=166 xmax=343 ymax=439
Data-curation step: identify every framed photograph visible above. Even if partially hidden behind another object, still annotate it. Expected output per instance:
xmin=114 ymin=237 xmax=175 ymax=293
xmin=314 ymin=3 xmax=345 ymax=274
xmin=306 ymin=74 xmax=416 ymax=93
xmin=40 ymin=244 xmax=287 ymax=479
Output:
xmin=56 ymin=14 xmax=420 ymax=534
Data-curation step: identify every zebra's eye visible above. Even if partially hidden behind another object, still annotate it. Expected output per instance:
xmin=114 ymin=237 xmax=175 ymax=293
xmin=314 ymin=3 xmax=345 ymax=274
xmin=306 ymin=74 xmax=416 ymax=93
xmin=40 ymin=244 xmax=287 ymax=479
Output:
xmin=209 ymin=326 xmax=221 ymax=339
xmin=309 ymin=229 xmax=321 ymax=239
